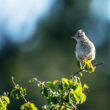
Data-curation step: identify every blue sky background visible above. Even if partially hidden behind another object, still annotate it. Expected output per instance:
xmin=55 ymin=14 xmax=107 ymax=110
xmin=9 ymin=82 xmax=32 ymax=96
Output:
xmin=0 ymin=0 xmax=54 ymax=43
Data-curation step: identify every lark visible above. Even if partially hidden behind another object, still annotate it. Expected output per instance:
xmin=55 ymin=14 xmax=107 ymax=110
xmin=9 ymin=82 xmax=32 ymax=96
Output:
xmin=72 ymin=29 xmax=96 ymax=67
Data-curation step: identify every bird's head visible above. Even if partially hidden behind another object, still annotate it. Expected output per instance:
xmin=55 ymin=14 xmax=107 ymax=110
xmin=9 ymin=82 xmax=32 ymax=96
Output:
xmin=72 ymin=29 xmax=87 ymax=41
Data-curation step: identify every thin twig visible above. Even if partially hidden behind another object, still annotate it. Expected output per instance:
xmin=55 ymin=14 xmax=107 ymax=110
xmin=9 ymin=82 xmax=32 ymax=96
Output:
xmin=72 ymin=62 xmax=104 ymax=78
xmin=94 ymin=62 xmax=104 ymax=66
xmin=11 ymin=76 xmax=16 ymax=86
xmin=22 ymin=96 xmax=28 ymax=102
xmin=11 ymin=76 xmax=28 ymax=103
xmin=72 ymin=69 xmax=83 ymax=78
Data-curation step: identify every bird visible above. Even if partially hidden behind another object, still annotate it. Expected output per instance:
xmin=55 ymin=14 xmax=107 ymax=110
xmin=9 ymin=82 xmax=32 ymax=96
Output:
xmin=72 ymin=29 xmax=96 ymax=68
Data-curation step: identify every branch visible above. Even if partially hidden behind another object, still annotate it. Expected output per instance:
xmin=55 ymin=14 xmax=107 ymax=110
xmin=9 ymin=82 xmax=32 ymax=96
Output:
xmin=22 ymin=96 xmax=28 ymax=102
xmin=11 ymin=76 xmax=16 ymax=87
xmin=94 ymin=62 xmax=104 ymax=66
xmin=72 ymin=62 xmax=104 ymax=78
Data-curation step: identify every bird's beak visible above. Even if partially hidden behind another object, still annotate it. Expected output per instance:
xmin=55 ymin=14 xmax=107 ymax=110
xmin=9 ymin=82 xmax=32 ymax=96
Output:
xmin=72 ymin=36 xmax=76 ymax=39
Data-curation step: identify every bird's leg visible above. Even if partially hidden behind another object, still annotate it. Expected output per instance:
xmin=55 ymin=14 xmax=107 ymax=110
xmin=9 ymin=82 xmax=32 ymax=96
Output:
xmin=90 ymin=63 xmax=94 ymax=68
xmin=88 ymin=60 xmax=94 ymax=69
xmin=80 ymin=59 xmax=85 ymax=69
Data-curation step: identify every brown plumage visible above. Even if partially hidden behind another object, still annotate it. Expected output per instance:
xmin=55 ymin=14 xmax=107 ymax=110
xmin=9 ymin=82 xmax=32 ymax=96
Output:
xmin=72 ymin=29 xmax=96 ymax=63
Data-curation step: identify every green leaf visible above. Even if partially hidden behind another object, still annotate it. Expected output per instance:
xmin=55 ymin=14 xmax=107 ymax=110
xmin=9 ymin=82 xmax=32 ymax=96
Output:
xmin=40 ymin=87 xmax=48 ymax=97
xmin=10 ymin=86 xmax=26 ymax=99
xmin=0 ymin=99 xmax=4 ymax=108
xmin=64 ymin=95 xmax=69 ymax=103
xmin=69 ymin=79 xmax=74 ymax=87
xmin=53 ymin=80 xmax=59 ymax=85
xmin=20 ymin=102 xmax=38 ymax=110
xmin=35 ymin=76 xmax=88 ymax=109
xmin=29 ymin=78 xmax=38 ymax=83
xmin=58 ymin=84 xmax=63 ymax=93
xmin=80 ymin=93 xmax=86 ymax=104
xmin=46 ymin=81 xmax=55 ymax=91
xmin=70 ymin=84 xmax=82 ymax=104
xmin=51 ymin=96 xmax=58 ymax=104
xmin=70 ymin=91 xmax=80 ymax=104
xmin=83 ymin=84 xmax=88 ymax=89
xmin=88 ymin=67 xmax=96 ymax=73
xmin=79 ymin=72 xmax=83 ymax=76
xmin=62 ymin=78 xmax=69 ymax=87
xmin=3 ymin=96 xmax=10 ymax=104
xmin=43 ymin=87 xmax=48 ymax=97
xmin=10 ymin=88 xmax=21 ymax=99
xmin=83 ymin=59 xmax=96 ymax=73
xmin=61 ymin=78 xmax=70 ymax=91
xmin=20 ymin=87 xmax=27 ymax=97
xmin=0 ymin=95 xmax=10 ymax=110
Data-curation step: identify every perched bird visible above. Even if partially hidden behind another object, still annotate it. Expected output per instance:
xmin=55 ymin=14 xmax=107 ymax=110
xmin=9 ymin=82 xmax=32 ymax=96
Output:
xmin=72 ymin=29 xmax=96 ymax=66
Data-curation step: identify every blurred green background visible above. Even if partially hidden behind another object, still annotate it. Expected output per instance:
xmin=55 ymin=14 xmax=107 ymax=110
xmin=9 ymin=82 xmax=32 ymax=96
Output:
xmin=0 ymin=0 xmax=110 ymax=110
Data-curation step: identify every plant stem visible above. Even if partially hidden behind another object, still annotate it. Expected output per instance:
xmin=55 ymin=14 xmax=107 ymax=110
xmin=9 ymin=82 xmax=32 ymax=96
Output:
xmin=72 ymin=62 xmax=104 ymax=78
xmin=11 ymin=76 xmax=16 ymax=86
xmin=22 ymin=96 xmax=28 ymax=102
xmin=94 ymin=62 xmax=104 ymax=66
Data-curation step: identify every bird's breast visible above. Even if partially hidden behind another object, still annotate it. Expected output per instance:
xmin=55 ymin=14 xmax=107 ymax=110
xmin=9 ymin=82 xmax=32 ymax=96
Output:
xmin=75 ymin=40 xmax=95 ymax=61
